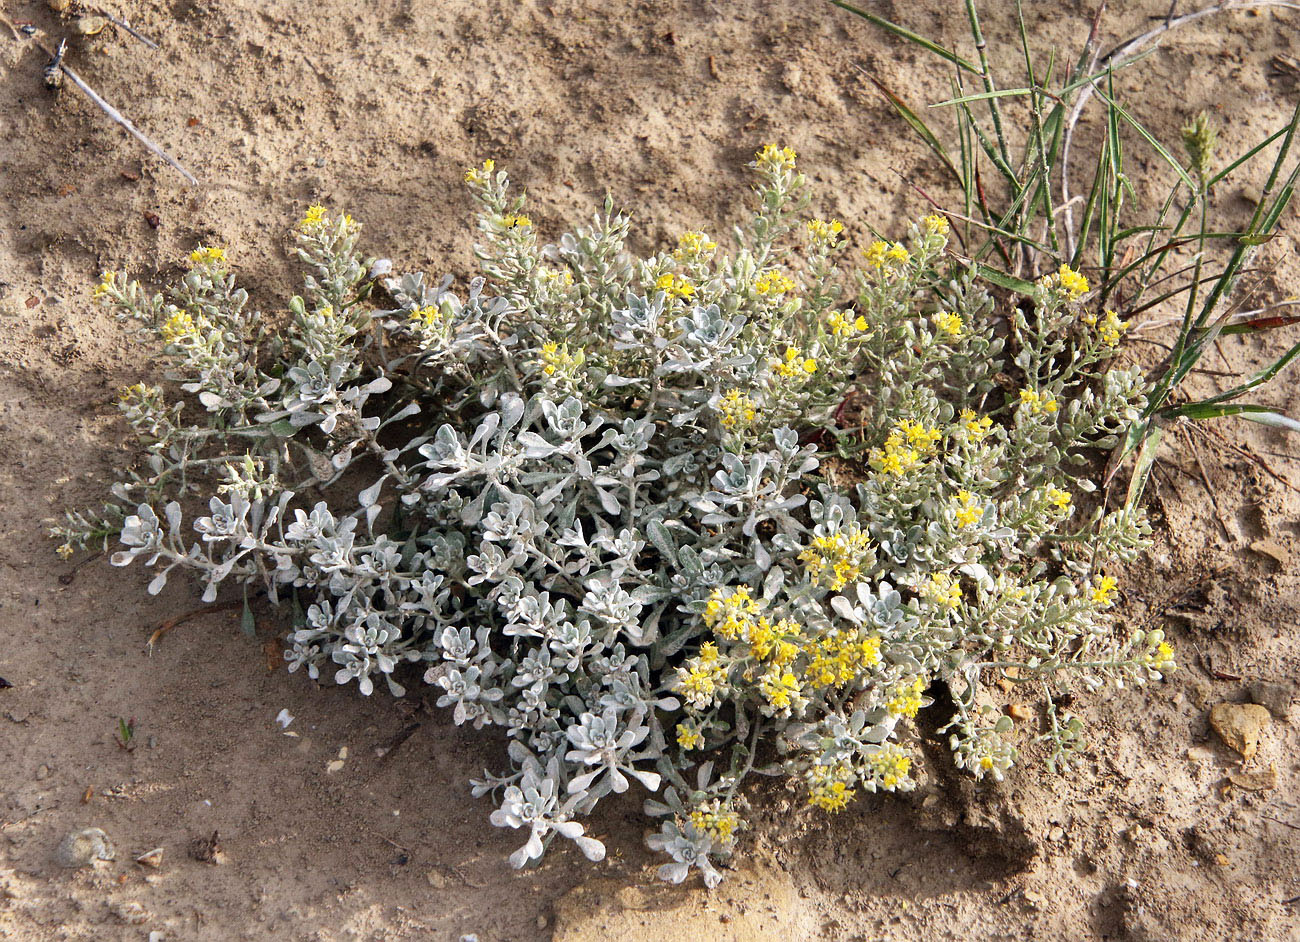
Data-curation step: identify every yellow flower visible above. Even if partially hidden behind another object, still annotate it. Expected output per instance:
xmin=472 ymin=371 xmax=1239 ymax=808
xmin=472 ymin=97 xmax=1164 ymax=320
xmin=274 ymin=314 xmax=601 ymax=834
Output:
xmin=771 ymin=346 xmax=817 ymax=379
xmin=1039 ymin=263 xmax=1090 ymax=301
xmin=1045 ymin=486 xmax=1072 ymax=512
xmin=868 ymin=744 xmax=913 ymax=790
xmin=537 ymin=340 xmax=584 ymax=378
xmin=886 ymin=242 xmax=911 ymax=266
xmin=676 ymin=722 xmax=705 ymax=750
xmin=655 ymin=272 xmax=695 ymax=300
xmin=859 ymin=240 xmax=909 ymax=271
xmin=754 ymin=270 xmax=797 ymax=297
xmin=886 ymin=676 xmax=926 ymax=719
xmin=923 ymin=213 xmax=950 ymax=236
xmin=828 ymin=310 xmax=868 ymax=337
xmin=719 ymin=389 xmax=758 ymax=431
xmin=799 ymin=529 xmax=873 ymax=591
xmin=1091 ymin=575 xmax=1118 ymax=605
xmin=160 ymin=310 xmax=199 ymax=343
xmin=299 ymin=204 xmax=328 ymax=232
xmin=951 ymin=490 xmax=982 ymax=529
xmin=703 ymin=585 xmax=762 ymax=641
xmin=92 ymin=270 xmax=116 ymax=301
xmin=675 ymin=230 xmax=718 ymax=260
xmin=539 ymin=267 xmax=574 ymax=288
xmin=807 ymin=763 xmax=856 ymax=813
xmin=806 ymin=218 xmax=844 ymax=244
xmin=863 ymin=240 xmax=888 ymax=268
xmin=688 ymin=801 xmax=741 ymax=843
xmin=1084 ymin=308 xmax=1130 ymax=346
xmin=920 ymin=572 xmax=961 ymax=610
xmin=189 ymin=245 xmax=227 ymax=267
xmin=409 ymin=305 xmax=443 ymax=331
xmin=758 ymin=667 xmax=803 ymax=712
xmin=932 ymin=310 xmax=964 ymax=338
xmin=958 ymin=408 xmax=993 ymax=442
xmin=754 ymin=143 xmax=797 ymax=172
xmin=1019 ymin=389 xmax=1059 ymax=415
xmin=500 ymin=213 xmax=532 ymax=230
xmin=464 ymin=158 xmax=495 ymax=184
xmin=55 ymin=543 xmax=74 ymax=560
xmin=677 ymin=661 xmax=725 ymax=710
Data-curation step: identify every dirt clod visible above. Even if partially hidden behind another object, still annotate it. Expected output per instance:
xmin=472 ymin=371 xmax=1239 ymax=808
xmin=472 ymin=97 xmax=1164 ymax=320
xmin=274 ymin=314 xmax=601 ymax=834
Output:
xmin=54 ymin=827 xmax=115 ymax=868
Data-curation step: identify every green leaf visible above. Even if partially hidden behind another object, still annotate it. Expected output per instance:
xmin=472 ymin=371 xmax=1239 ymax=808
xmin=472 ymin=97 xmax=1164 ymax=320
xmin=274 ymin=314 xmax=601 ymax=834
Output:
xmin=828 ymin=1 xmax=978 ymax=73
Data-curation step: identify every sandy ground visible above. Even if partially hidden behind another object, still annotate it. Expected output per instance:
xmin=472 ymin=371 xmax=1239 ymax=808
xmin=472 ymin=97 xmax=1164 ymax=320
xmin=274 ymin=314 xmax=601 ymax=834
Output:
xmin=2 ymin=1 xmax=1300 ymax=939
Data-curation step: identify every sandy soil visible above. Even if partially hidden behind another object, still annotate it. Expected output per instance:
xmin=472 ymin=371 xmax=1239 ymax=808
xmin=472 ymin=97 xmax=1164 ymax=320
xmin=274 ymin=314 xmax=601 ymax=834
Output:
xmin=2 ymin=1 xmax=1300 ymax=939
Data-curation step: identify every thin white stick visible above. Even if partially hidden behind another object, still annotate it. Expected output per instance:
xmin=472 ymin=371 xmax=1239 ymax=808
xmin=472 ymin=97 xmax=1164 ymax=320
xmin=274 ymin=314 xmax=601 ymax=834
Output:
xmin=58 ymin=60 xmax=197 ymax=184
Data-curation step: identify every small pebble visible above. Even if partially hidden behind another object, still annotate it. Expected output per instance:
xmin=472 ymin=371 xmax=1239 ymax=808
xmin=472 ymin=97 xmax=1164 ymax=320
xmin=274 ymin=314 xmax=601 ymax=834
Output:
xmin=35 ymin=764 xmax=50 ymax=781
xmin=111 ymin=901 xmax=151 ymax=925
xmin=54 ymin=827 xmax=115 ymax=868
xmin=135 ymin=847 xmax=165 ymax=868
xmin=48 ymin=0 xmax=71 ymax=11
xmin=73 ymin=15 xmax=110 ymax=36
xmin=1209 ymin=702 xmax=1270 ymax=760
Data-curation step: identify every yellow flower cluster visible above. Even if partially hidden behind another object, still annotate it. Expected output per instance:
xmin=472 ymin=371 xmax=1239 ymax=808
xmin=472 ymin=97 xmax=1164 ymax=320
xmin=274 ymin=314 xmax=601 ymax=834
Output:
xmin=499 ymin=213 xmax=532 ymax=229
xmin=754 ymin=270 xmax=796 ymax=297
xmin=885 ymin=677 xmax=926 ymax=718
xmin=677 ymin=641 xmax=728 ymax=710
xmin=771 ymin=346 xmax=818 ymax=379
xmin=950 ymin=490 xmax=983 ymax=528
xmin=748 ymin=617 xmax=801 ymax=665
xmin=539 ymin=267 xmax=574 ymax=288
xmin=688 ymin=800 xmax=740 ymax=843
xmin=1083 ymin=309 xmax=1130 ymax=346
xmin=803 ymin=632 xmax=881 ymax=688
xmin=409 ymin=305 xmax=444 ymax=332
xmin=160 ymin=310 xmax=202 ymax=343
xmin=674 ymin=230 xmax=717 ymax=261
xmin=922 ymin=213 xmax=950 ymax=236
xmin=1141 ymin=630 xmax=1176 ymax=672
xmin=299 ymin=204 xmax=328 ymax=232
xmin=1045 ymin=486 xmax=1072 ymax=512
xmin=806 ymin=218 xmax=844 ymax=244
xmin=55 ymin=542 xmax=75 ymax=560
xmin=464 ymin=158 xmax=495 ymax=185
xmin=920 ymin=572 xmax=962 ymax=610
xmin=807 ymin=762 xmax=855 ymax=812
xmin=719 ymin=389 xmax=758 ymax=431
xmin=676 ymin=720 xmax=705 ymax=750
xmin=655 ymin=272 xmax=696 ymax=300
xmin=869 ymin=419 xmax=941 ymax=477
xmin=959 ymin=408 xmax=993 ymax=441
xmin=92 ymin=270 xmax=116 ymax=301
xmin=798 ymin=529 xmax=873 ymax=591
xmin=703 ymin=585 xmax=762 ymax=638
xmin=539 ymin=341 xmax=583 ymax=377
xmin=1019 ymin=389 xmax=1060 ymax=415
xmin=932 ymin=310 xmax=964 ymax=338
xmin=758 ymin=666 xmax=804 ymax=714
xmin=863 ymin=240 xmax=911 ymax=270
xmin=827 ymin=310 xmax=868 ymax=337
xmin=189 ymin=245 xmax=227 ymax=267
xmin=868 ymin=743 xmax=913 ymax=789
xmin=754 ymin=143 xmax=797 ymax=172
xmin=1090 ymin=575 xmax=1118 ymax=605
xmin=1039 ymin=263 xmax=1090 ymax=301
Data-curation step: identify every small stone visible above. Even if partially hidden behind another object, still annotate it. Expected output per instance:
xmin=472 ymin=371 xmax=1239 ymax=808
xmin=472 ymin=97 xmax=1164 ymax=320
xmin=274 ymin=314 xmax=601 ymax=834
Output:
xmin=1249 ymin=539 xmax=1290 ymax=568
xmin=1006 ymin=703 xmax=1032 ymax=722
xmin=536 ymin=914 xmax=548 ymax=929
xmin=35 ymin=764 xmax=50 ymax=781
xmin=426 ymin=869 xmax=449 ymax=889
xmin=135 ymin=847 xmax=164 ymax=868
xmin=54 ymin=827 xmax=115 ymax=868
xmin=1209 ymin=702 xmax=1270 ymax=760
xmin=1227 ymin=764 xmax=1278 ymax=791
xmin=1023 ymin=889 xmax=1046 ymax=909
xmin=1215 ymin=853 xmax=1230 ymax=867
xmin=1241 ymin=184 xmax=1264 ymax=205
xmin=73 ymin=15 xmax=109 ymax=36
xmin=1186 ymin=745 xmax=1215 ymax=763
xmin=48 ymin=0 xmax=71 ymax=11
xmin=1247 ymin=680 xmax=1295 ymax=720
xmin=1047 ymin=826 xmax=1065 ymax=843
xmin=111 ymin=901 xmax=151 ymax=925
